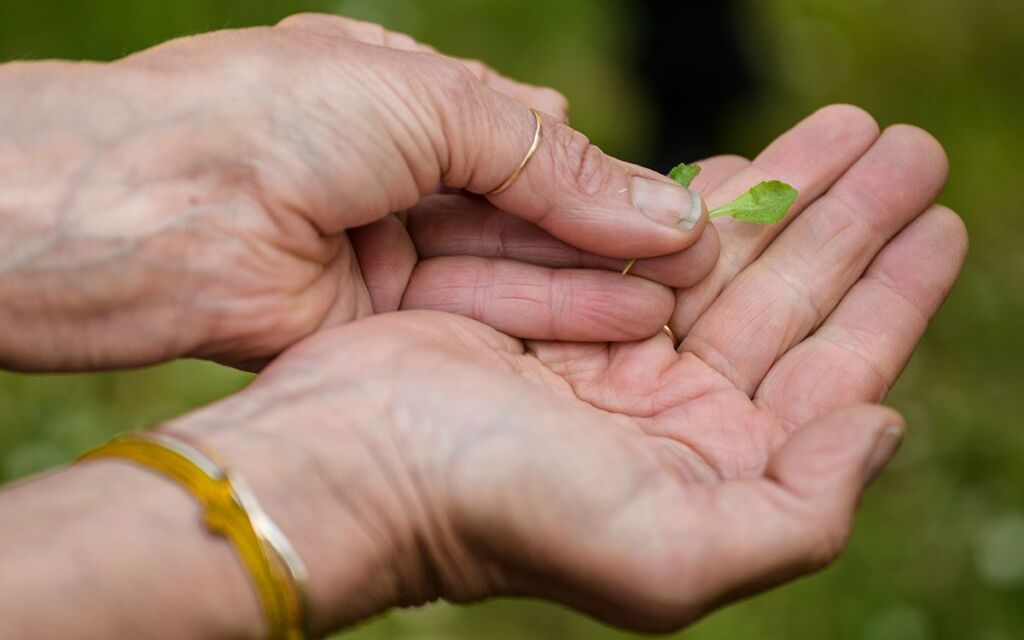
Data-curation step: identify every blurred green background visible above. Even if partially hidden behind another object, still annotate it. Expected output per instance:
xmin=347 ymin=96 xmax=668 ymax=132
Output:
xmin=2 ymin=0 xmax=1022 ymax=638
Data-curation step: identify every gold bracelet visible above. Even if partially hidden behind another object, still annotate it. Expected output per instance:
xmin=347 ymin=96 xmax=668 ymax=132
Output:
xmin=79 ymin=433 xmax=310 ymax=640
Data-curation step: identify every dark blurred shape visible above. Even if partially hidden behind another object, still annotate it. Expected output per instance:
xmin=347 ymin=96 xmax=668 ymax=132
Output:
xmin=634 ymin=0 xmax=755 ymax=169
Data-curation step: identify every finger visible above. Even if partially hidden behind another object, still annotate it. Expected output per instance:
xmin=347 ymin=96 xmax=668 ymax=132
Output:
xmin=689 ymin=404 xmax=904 ymax=613
xmin=348 ymin=214 xmax=418 ymax=313
xmin=672 ymin=105 xmax=881 ymax=335
xmin=688 ymin=154 xmax=752 ymax=195
xmin=276 ymin=13 xmax=570 ymax=121
xmin=407 ymin=194 xmax=717 ymax=288
xmin=681 ymin=125 xmax=950 ymax=394
xmin=756 ymin=205 xmax=967 ymax=429
xmin=400 ymin=256 xmax=675 ymax=342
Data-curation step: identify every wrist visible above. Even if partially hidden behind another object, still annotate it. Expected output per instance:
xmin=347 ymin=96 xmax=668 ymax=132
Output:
xmin=164 ymin=385 xmax=434 ymax=634
xmin=0 ymin=457 xmax=264 ymax=639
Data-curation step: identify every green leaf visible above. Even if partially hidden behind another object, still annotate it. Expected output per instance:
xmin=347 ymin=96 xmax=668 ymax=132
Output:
xmin=709 ymin=180 xmax=798 ymax=224
xmin=667 ymin=162 xmax=701 ymax=188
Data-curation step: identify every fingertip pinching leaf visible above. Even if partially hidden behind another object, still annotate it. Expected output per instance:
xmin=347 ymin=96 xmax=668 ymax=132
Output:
xmin=625 ymin=163 xmax=793 ymax=277
xmin=709 ymin=180 xmax=798 ymax=224
xmin=668 ymin=162 xmax=702 ymax=189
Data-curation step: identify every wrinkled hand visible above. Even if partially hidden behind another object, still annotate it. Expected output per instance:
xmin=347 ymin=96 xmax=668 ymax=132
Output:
xmin=178 ymin=105 xmax=966 ymax=633
xmin=0 ymin=14 xmax=713 ymax=371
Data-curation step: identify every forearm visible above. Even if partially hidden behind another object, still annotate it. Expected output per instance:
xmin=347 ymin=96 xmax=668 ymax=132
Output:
xmin=0 ymin=391 xmax=412 ymax=638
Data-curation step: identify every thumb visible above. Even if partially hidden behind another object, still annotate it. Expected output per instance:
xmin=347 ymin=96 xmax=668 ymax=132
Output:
xmin=698 ymin=404 xmax=904 ymax=608
xmin=764 ymin=403 xmax=905 ymax=574
xmin=422 ymin=64 xmax=708 ymax=259
xmin=766 ymin=403 xmax=906 ymax=543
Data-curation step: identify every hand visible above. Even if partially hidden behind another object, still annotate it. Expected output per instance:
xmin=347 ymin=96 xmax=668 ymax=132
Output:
xmin=0 ymin=14 xmax=714 ymax=372
xmin=169 ymin=106 xmax=966 ymax=634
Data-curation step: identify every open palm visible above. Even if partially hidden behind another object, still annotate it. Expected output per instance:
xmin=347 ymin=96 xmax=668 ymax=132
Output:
xmin=250 ymin=106 xmax=965 ymax=632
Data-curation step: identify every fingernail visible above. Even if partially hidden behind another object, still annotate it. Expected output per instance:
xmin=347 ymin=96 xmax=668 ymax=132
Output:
xmin=864 ymin=425 xmax=905 ymax=483
xmin=629 ymin=176 xmax=705 ymax=231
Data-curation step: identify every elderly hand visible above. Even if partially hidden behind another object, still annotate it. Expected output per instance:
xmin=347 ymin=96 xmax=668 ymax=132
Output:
xmin=158 ymin=106 xmax=966 ymax=634
xmin=1 ymin=105 xmax=965 ymax=639
xmin=0 ymin=14 xmax=714 ymax=372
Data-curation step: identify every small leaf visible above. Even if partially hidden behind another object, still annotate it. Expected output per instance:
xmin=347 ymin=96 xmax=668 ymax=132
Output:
xmin=709 ymin=180 xmax=798 ymax=224
xmin=668 ymin=162 xmax=701 ymax=188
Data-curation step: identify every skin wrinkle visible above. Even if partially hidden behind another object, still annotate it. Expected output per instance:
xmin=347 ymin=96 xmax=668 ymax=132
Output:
xmin=647 ymin=392 xmax=770 ymax=480
xmin=589 ymin=345 xmax=667 ymax=416
xmin=423 ymin=61 xmax=487 ymax=189
xmin=390 ymin=357 xmax=522 ymax=599
xmin=293 ymin=61 xmax=414 ymax=228
xmin=471 ymin=259 xmax=495 ymax=324
xmin=371 ymin=66 xmax=442 ymax=200
xmin=651 ymin=435 xmax=721 ymax=485
xmin=395 ymin=78 xmax=451 ymax=196
xmin=760 ymin=258 xmax=830 ymax=326
xmin=404 ymin=419 xmax=499 ymax=601
xmin=370 ymin=399 xmax=448 ymax=606
xmin=462 ymin=87 xmax=519 ymax=193
xmin=550 ymin=269 xmax=572 ymax=337
xmin=867 ymin=267 xmax=941 ymax=321
xmin=528 ymin=344 xmax=608 ymax=383
xmin=394 ymin=85 xmax=448 ymax=197
xmin=684 ymin=331 xmax=753 ymax=398
xmin=808 ymin=190 xmax=878 ymax=256
xmin=295 ymin=445 xmax=397 ymax=611
xmin=309 ymin=239 xmax=363 ymax=336
xmin=253 ymin=92 xmax=341 ymax=239
xmin=491 ymin=208 xmax=509 ymax=257
xmin=811 ymin=332 xmax=890 ymax=398
xmin=650 ymin=355 xmax=732 ymax=407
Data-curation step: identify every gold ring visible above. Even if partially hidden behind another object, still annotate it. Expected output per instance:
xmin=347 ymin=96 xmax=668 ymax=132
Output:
xmin=489 ymin=107 xmax=543 ymax=195
xmin=661 ymin=324 xmax=679 ymax=348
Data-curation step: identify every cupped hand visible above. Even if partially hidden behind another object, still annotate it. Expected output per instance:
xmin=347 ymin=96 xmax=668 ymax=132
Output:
xmin=184 ymin=107 xmax=966 ymax=632
xmin=0 ymin=14 xmax=713 ymax=371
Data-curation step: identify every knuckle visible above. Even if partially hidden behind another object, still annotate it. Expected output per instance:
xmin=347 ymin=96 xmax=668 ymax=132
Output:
xmin=458 ymin=58 xmax=491 ymax=82
xmin=539 ymin=86 xmax=571 ymax=114
xmin=432 ymin=58 xmax=484 ymax=111
xmin=276 ymin=12 xmax=329 ymax=30
xmin=384 ymin=31 xmax=420 ymax=51
xmin=553 ymin=124 xmax=610 ymax=197
xmin=364 ymin=23 xmax=389 ymax=45
xmin=436 ymin=56 xmax=480 ymax=90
